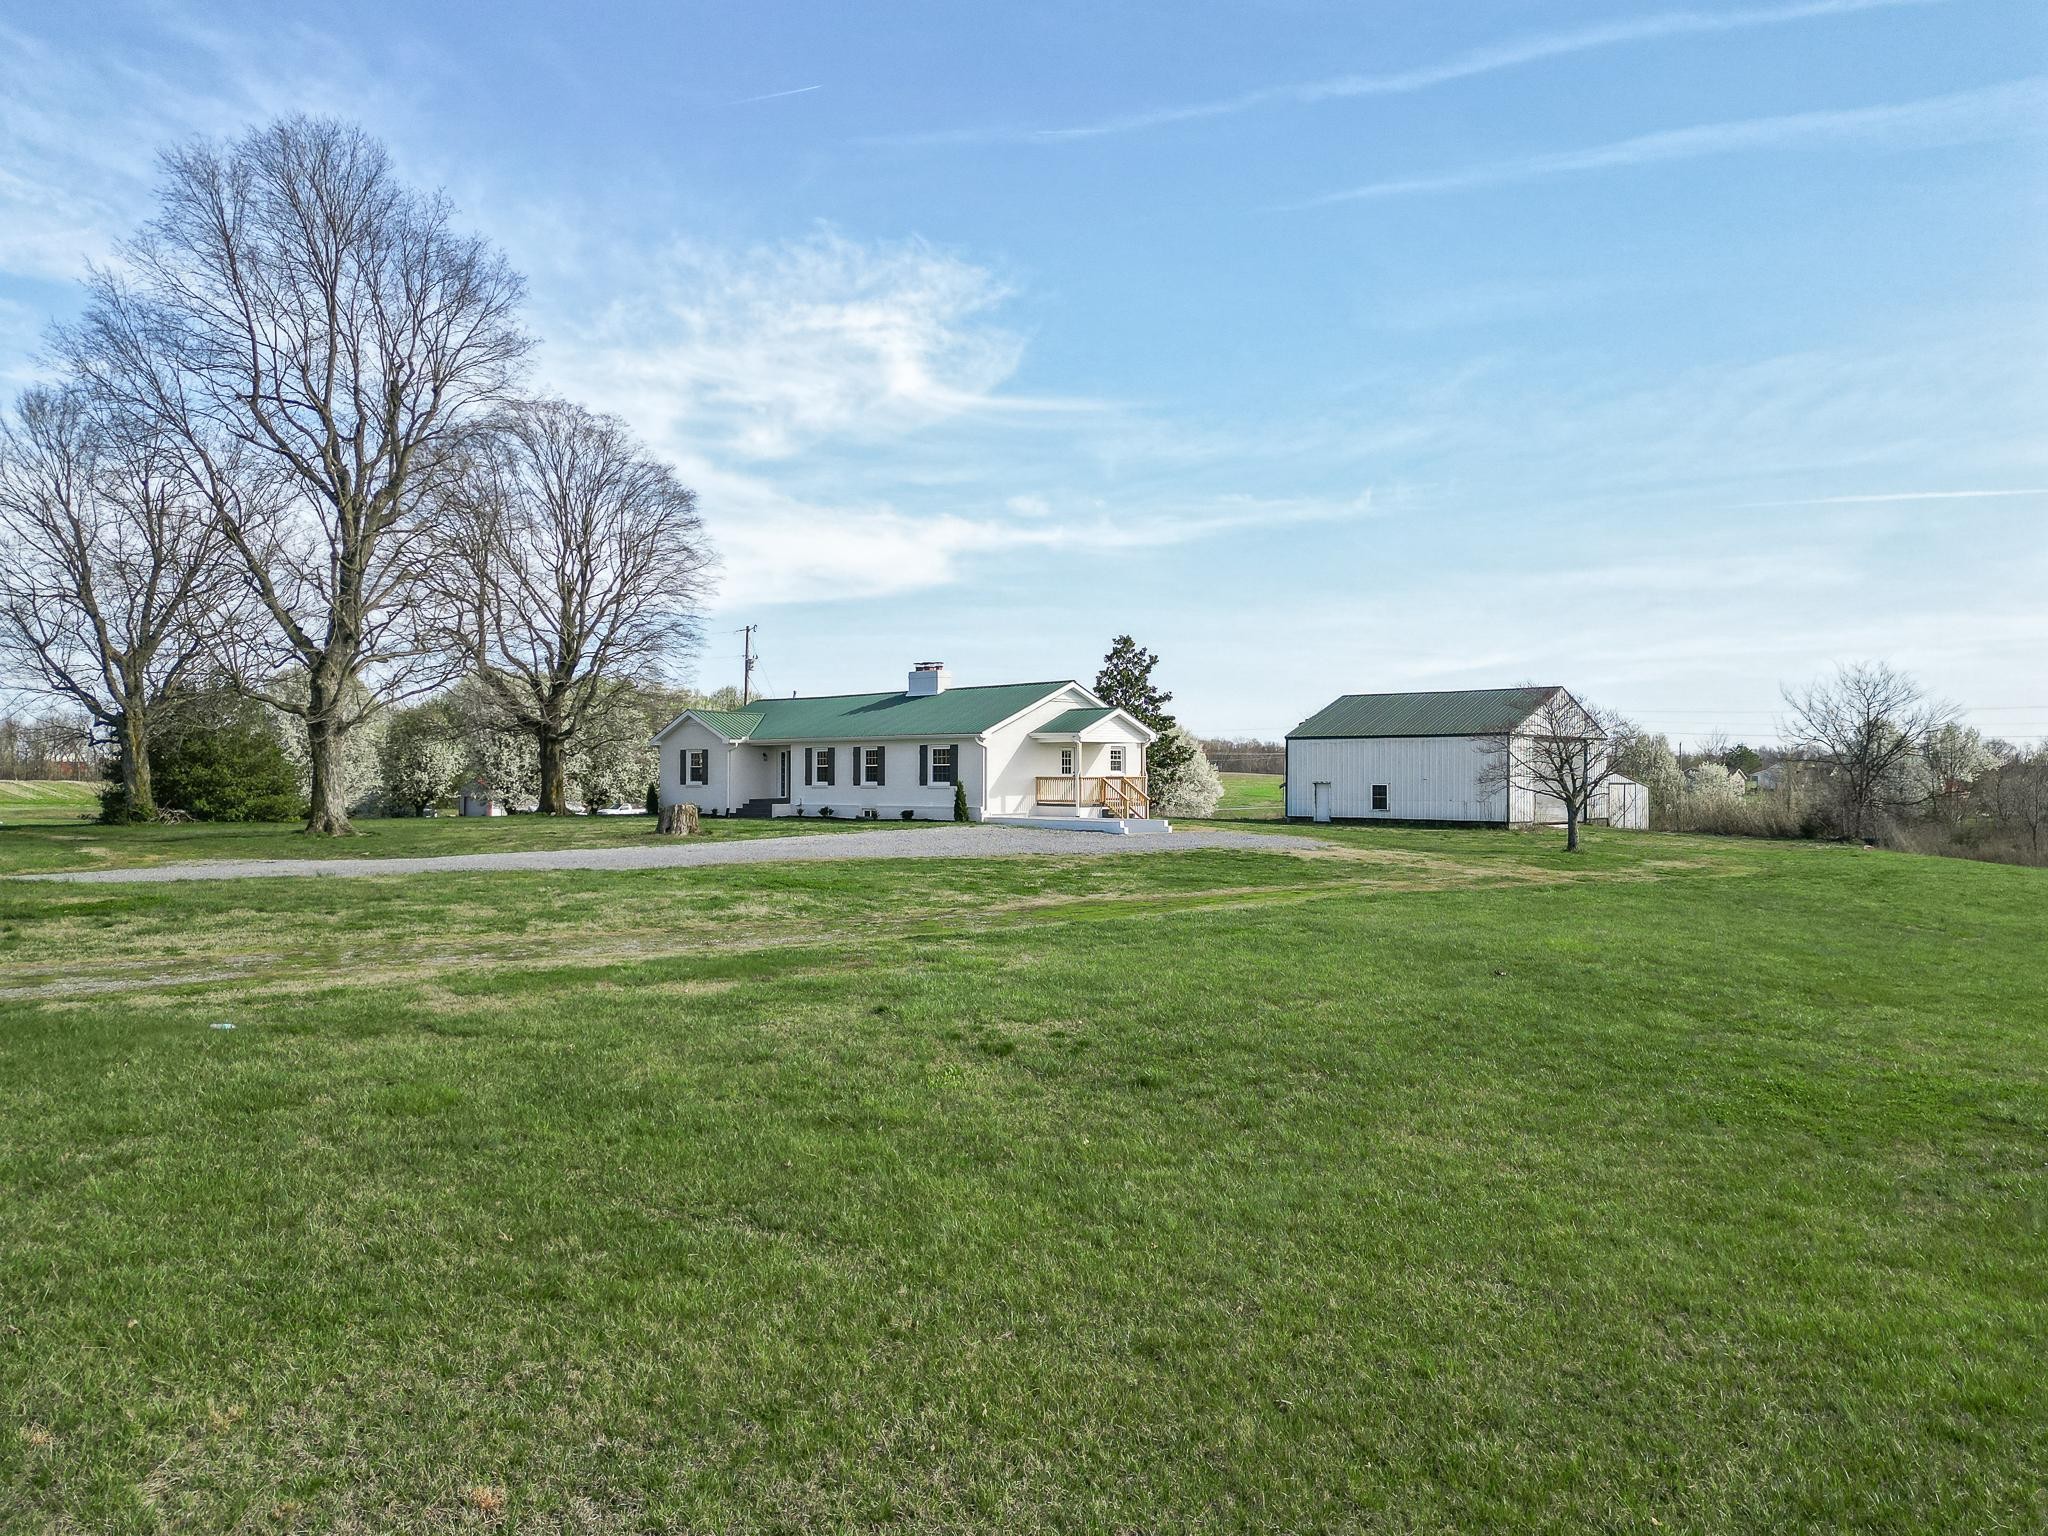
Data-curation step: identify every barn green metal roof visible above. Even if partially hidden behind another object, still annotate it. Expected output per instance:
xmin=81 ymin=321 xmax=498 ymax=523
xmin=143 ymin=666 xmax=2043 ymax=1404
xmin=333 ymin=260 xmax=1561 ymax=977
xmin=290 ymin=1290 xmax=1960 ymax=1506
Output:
xmin=1287 ymin=687 xmax=1561 ymax=739
xmin=1033 ymin=707 xmax=1114 ymax=734
xmin=664 ymin=681 xmax=1077 ymax=742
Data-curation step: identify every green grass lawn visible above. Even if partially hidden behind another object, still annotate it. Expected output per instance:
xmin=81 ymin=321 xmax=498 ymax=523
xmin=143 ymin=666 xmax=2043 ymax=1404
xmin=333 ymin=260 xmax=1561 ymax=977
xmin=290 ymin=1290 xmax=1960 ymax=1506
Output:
xmin=1213 ymin=771 xmax=1284 ymax=819
xmin=0 ymin=779 xmax=103 ymax=824
xmin=0 ymin=807 xmax=921 ymax=877
xmin=2 ymin=826 xmax=2043 ymax=1531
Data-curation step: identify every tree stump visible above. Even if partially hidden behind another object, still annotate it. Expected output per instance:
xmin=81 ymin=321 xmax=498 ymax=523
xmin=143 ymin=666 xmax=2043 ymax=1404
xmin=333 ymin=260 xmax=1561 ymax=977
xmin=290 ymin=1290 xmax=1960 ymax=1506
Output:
xmin=657 ymin=803 xmax=699 ymax=836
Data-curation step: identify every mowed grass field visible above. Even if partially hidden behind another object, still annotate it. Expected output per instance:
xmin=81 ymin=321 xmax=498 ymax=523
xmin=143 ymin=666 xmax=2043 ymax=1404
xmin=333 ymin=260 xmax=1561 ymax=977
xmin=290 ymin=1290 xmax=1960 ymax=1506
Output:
xmin=2 ymin=821 xmax=2043 ymax=1531
xmin=0 ymin=806 xmax=911 ymax=877
xmin=1214 ymin=771 xmax=1285 ymax=819
xmin=0 ymin=779 xmax=103 ymax=825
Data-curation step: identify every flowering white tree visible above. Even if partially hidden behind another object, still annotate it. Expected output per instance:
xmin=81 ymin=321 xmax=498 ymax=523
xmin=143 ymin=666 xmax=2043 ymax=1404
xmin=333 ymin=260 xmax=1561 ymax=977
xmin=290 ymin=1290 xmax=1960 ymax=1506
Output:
xmin=377 ymin=703 xmax=464 ymax=817
xmin=1150 ymin=724 xmax=1222 ymax=818
xmin=1684 ymin=762 xmax=1746 ymax=805
xmin=1919 ymin=723 xmax=1996 ymax=826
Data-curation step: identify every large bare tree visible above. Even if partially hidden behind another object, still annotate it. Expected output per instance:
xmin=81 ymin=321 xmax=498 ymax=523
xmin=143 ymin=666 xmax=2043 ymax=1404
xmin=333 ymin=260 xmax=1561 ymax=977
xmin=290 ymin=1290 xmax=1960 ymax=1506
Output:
xmin=1781 ymin=662 xmax=1951 ymax=841
xmin=0 ymin=385 xmax=234 ymax=820
xmin=60 ymin=116 xmax=529 ymax=833
xmin=1480 ymin=687 xmax=1637 ymax=852
xmin=447 ymin=399 xmax=712 ymax=813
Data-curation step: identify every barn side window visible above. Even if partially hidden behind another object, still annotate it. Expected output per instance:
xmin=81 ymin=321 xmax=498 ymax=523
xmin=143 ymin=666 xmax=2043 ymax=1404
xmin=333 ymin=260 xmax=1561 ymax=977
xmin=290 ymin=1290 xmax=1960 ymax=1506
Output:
xmin=1371 ymin=783 xmax=1389 ymax=811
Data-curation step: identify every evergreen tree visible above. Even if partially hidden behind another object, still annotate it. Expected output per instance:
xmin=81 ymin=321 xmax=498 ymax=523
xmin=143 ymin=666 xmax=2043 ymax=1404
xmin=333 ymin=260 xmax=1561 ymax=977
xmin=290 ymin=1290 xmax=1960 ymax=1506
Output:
xmin=149 ymin=692 xmax=303 ymax=822
xmin=1094 ymin=635 xmax=1192 ymax=785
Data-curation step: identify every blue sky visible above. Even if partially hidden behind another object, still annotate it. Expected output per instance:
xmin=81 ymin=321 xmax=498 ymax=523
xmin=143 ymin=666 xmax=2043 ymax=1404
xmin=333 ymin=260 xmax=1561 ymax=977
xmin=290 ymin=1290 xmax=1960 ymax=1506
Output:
xmin=2 ymin=0 xmax=2043 ymax=744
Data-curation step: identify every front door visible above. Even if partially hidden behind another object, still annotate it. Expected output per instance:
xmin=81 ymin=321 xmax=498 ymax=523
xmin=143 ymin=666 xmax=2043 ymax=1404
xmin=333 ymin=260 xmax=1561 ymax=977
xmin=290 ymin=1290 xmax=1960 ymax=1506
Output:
xmin=779 ymin=750 xmax=791 ymax=800
xmin=1312 ymin=782 xmax=1332 ymax=823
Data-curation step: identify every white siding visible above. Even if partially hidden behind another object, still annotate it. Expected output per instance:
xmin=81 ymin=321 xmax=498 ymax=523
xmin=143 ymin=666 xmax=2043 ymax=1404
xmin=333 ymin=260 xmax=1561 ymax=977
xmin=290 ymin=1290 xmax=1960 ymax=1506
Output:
xmin=659 ymin=719 xmax=743 ymax=815
xmin=654 ymin=684 xmax=1152 ymax=822
xmin=784 ymin=739 xmax=980 ymax=820
xmin=1602 ymin=778 xmax=1649 ymax=830
xmin=1285 ymin=736 xmax=1509 ymax=823
xmin=980 ymin=685 xmax=1100 ymax=816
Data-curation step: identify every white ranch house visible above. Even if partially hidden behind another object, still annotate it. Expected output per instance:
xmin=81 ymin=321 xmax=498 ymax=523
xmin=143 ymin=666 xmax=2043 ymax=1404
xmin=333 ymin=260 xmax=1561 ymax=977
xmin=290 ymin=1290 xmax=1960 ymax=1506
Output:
xmin=652 ymin=664 xmax=1161 ymax=828
xmin=1285 ymin=686 xmax=1648 ymax=829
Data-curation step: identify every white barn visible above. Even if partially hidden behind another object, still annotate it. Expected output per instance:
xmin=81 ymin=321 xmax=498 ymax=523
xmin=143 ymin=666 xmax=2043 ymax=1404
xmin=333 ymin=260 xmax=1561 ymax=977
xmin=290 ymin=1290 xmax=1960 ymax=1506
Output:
xmin=1285 ymin=686 xmax=1648 ymax=829
xmin=651 ymin=664 xmax=1160 ymax=828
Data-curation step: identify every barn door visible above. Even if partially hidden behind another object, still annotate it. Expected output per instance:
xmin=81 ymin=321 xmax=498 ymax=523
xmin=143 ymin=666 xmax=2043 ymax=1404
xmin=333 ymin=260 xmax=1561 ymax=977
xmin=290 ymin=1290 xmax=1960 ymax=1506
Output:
xmin=1312 ymin=782 xmax=1332 ymax=823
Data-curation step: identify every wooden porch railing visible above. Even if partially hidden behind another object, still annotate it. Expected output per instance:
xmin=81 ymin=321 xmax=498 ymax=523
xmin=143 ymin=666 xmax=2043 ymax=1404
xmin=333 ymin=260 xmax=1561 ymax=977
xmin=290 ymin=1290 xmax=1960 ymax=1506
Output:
xmin=1035 ymin=775 xmax=1151 ymax=817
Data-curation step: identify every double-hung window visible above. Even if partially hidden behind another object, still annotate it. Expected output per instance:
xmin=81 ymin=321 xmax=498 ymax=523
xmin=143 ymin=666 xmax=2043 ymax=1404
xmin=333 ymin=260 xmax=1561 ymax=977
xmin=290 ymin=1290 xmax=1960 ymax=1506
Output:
xmin=930 ymin=745 xmax=955 ymax=784
xmin=684 ymin=749 xmax=709 ymax=786
xmin=1371 ymin=783 xmax=1389 ymax=812
xmin=1108 ymin=746 xmax=1127 ymax=774
xmin=817 ymin=747 xmax=835 ymax=786
xmin=858 ymin=747 xmax=885 ymax=786
xmin=1059 ymin=747 xmax=1074 ymax=777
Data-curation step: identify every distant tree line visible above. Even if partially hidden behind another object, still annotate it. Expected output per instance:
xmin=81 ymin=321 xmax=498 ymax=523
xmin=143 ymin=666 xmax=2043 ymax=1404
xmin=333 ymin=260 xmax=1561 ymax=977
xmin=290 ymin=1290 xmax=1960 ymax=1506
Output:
xmin=0 ymin=117 xmax=715 ymax=831
xmin=1615 ymin=662 xmax=2046 ymax=868
xmin=1199 ymin=736 xmax=1285 ymax=775
xmin=0 ymin=711 xmax=97 ymax=780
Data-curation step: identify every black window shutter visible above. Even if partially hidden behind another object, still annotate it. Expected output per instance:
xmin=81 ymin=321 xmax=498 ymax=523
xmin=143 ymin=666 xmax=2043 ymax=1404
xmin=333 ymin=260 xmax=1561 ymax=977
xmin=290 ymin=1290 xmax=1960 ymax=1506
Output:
xmin=954 ymin=743 xmax=963 ymax=786
xmin=919 ymin=745 xmax=928 ymax=786
xmin=875 ymin=746 xmax=885 ymax=786
xmin=804 ymin=748 xmax=813 ymax=786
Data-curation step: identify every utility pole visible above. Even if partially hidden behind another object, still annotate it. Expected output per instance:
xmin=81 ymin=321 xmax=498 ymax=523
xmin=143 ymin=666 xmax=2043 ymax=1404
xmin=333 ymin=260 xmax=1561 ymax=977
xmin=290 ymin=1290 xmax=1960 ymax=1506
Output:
xmin=738 ymin=625 xmax=758 ymax=705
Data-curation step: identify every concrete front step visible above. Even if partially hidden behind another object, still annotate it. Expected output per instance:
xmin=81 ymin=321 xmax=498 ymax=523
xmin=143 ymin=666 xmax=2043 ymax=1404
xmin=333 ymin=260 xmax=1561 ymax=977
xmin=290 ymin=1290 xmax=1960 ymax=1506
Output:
xmin=984 ymin=815 xmax=1174 ymax=835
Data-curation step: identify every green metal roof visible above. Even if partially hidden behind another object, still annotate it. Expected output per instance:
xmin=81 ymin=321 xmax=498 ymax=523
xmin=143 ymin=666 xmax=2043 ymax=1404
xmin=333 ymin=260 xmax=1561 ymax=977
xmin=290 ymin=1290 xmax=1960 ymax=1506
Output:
xmin=1287 ymin=687 xmax=1561 ymax=739
xmin=668 ymin=680 xmax=1076 ymax=742
xmin=1033 ymin=707 xmax=1114 ymax=734
xmin=687 ymin=707 xmax=768 ymax=738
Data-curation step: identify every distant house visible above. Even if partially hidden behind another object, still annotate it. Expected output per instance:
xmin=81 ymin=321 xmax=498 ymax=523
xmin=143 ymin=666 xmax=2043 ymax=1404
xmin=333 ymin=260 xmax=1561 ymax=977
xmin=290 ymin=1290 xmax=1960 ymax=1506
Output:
xmin=1285 ymin=686 xmax=1649 ymax=829
xmin=650 ymin=664 xmax=1159 ymax=828
xmin=456 ymin=778 xmax=509 ymax=817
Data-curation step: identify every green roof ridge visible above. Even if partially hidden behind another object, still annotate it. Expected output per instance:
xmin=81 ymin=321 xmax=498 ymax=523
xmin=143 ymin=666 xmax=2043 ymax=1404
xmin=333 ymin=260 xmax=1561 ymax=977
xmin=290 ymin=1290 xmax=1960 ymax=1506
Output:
xmin=1288 ymin=687 xmax=1561 ymax=739
xmin=666 ymin=680 xmax=1086 ymax=742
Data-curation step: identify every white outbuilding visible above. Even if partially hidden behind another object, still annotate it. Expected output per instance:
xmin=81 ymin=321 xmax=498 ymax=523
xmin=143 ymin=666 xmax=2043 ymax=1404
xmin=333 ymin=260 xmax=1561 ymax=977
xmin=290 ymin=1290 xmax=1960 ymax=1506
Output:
xmin=1285 ymin=686 xmax=1648 ymax=829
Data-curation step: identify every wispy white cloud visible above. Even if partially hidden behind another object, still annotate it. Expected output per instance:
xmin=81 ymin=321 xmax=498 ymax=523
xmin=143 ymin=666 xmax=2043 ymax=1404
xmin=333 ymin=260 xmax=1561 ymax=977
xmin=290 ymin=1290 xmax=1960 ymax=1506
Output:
xmin=873 ymin=0 xmax=1943 ymax=147
xmin=539 ymin=229 xmax=1099 ymax=462
xmin=1289 ymin=76 xmax=2048 ymax=206
xmin=675 ymin=460 xmax=1372 ymax=607
xmin=522 ymin=226 xmax=1369 ymax=605
xmin=726 ymin=84 xmax=823 ymax=107
xmin=0 ymin=15 xmax=421 ymax=284
xmin=1745 ymin=488 xmax=2048 ymax=506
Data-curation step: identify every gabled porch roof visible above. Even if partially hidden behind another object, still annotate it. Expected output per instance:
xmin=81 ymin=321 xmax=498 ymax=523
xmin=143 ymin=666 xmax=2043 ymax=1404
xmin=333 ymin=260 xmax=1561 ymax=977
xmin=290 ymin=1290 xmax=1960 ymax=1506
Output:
xmin=1028 ymin=706 xmax=1157 ymax=744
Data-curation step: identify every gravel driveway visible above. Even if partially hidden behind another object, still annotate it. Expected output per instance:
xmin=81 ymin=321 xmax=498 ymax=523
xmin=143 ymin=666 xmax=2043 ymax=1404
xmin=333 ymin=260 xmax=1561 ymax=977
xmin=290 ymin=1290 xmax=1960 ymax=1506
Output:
xmin=23 ymin=824 xmax=1328 ymax=884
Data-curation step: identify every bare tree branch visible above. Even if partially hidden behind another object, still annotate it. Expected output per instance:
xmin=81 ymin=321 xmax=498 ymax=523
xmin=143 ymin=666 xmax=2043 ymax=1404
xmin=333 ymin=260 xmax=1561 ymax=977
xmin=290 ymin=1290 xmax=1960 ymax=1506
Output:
xmin=1477 ymin=687 xmax=1638 ymax=852
xmin=1781 ymin=662 xmax=1952 ymax=841
xmin=435 ymin=398 xmax=715 ymax=813
xmin=56 ymin=116 xmax=531 ymax=834
xmin=0 ymin=382 xmax=241 ymax=820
